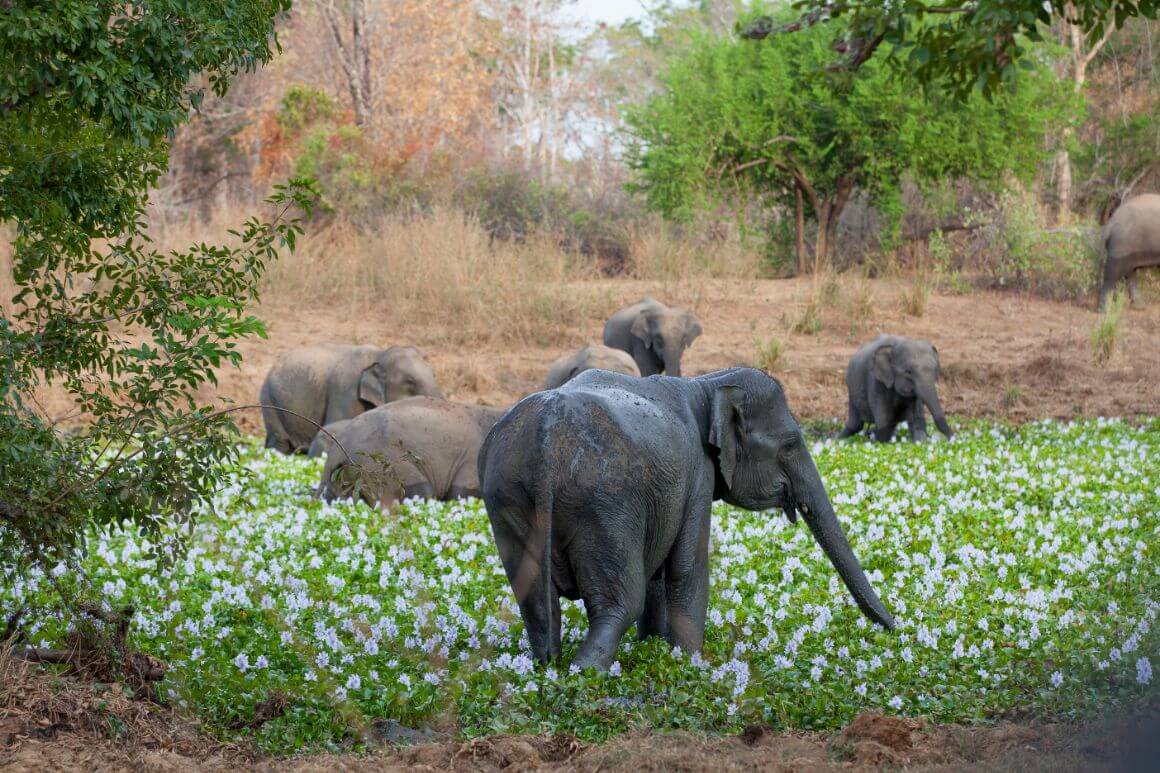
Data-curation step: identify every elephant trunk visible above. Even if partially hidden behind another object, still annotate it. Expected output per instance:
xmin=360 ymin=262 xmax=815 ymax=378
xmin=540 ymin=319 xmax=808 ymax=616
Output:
xmin=791 ymin=452 xmax=896 ymax=630
xmin=663 ymin=349 xmax=682 ymax=377
xmin=918 ymin=383 xmax=952 ymax=439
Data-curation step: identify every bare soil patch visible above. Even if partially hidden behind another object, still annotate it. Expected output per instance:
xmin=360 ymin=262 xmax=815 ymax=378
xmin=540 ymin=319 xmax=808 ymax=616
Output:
xmin=4 ymin=661 xmax=1159 ymax=772
xmin=186 ymin=278 xmax=1160 ymax=436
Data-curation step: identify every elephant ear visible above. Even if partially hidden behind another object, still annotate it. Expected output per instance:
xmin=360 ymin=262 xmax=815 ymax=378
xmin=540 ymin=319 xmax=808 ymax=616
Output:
xmin=358 ymin=364 xmax=387 ymax=406
xmin=871 ymin=345 xmax=895 ymax=388
xmin=708 ymin=385 xmax=745 ymax=489
xmin=683 ymin=313 xmax=703 ymax=346
xmin=630 ymin=312 xmax=652 ymax=348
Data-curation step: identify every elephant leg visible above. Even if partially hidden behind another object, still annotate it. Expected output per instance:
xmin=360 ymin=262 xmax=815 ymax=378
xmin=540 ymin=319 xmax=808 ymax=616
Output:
xmin=402 ymin=481 xmax=435 ymax=501
xmin=907 ymin=399 xmax=928 ymax=443
xmin=265 ymin=431 xmax=292 ymax=455
xmin=573 ymin=549 xmax=645 ymax=670
xmin=662 ymin=499 xmax=711 ymax=654
xmin=869 ymin=392 xmax=896 ymax=442
xmin=838 ymin=398 xmax=863 ymax=438
xmin=637 ymin=572 xmax=669 ymax=641
xmin=490 ymin=509 xmax=561 ymax=664
xmin=1127 ymin=270 xmax=1144 ymax=309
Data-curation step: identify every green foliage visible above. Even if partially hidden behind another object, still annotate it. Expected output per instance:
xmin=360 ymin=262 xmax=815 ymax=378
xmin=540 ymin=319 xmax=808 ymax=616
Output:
xmin=743 ymin=1 xmax=1160 ymax=99
xmin=626 ymin=5 xmax=1069 ymax=256
xmin=4 ymin=421 xmax=1158 ymax=749
xmin=989 ymin=191 xmax=1101 ymax=298
xmin=277 ymin=85 xmax=339 ymax=134
xmin=0 ymin=1 xmax=316 ymax=569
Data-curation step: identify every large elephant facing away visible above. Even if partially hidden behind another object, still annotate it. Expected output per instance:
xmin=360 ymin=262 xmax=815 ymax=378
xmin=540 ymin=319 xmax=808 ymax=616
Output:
xmin=1099 ymin=193 xmax=1160 ymax=310
xmin=261 ymin=343 xmax=441 ymax=454
xmin=602 ymin=298 xmax=702 ymax=377
xmin=840 ymin=334 xmax=952 ymax=443
xmin=542 ymin=343 xmax=640 ymax=390
xmin=479 ymin=368 xmax=895 ymax=670
xmin=318 ymin=397 xmax=505 ymax=506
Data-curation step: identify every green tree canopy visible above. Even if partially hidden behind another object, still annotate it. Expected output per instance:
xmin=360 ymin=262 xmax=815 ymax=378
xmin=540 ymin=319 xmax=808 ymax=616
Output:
xmin=0 ymin=1 xmax=314 ymax=568
xmin=740 ymin=1 xmax=1160 ymax=99
xmin=626 ymin=5 xmax=1071 ymax=270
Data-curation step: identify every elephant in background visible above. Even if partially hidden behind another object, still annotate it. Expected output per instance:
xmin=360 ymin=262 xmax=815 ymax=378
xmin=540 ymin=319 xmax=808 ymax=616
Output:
xmin=542 ymin=343 xmax=640 ymax=389
xmin=261 ymin=343 xmax=441 ymax=454
xmin=840 ymin=334 xmax=952 ymax=443
xmin=1099 ymin=193 xmax=1160 ymax=310
xmin=479 ymin=368 xmax=895 ymax=671
xmin=318 ymin=397 xmax=505 ymax=506
xmin=602 ymin=298 xmax=702 ymax=377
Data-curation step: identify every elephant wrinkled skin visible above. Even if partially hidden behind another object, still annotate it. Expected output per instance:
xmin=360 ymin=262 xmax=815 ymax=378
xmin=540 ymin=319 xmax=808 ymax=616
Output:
xmin=602 ymin=298 xmax=702 ymax=377
xmin=317 ymin=397 xmax=505 ymax=506
xmin=261 ymin=343 xmax=441 ymax=454
xmin=542 ymin=343 xmax=640 ymax=390
xmin=478 ymin=368 xmax=895 ymax=671
xmin=1099 ymin=193 xmax=1160 ymax=310
xmin=840 ymin=334 xmax=952 ymax=443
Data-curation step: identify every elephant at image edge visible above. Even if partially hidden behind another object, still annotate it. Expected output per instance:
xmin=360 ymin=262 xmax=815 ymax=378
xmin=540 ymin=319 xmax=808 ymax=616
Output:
xmin=317 ymin=397 xmax=506 ymax=505
xmin=1099 ymin=193 xmax=1160 ymax=310
xmin=261 ymin=343 xmax=441 ymax=454
xmin=542 ymin=343 xmax=640 ymax=389
xmin=840 ymin=334 xmax=952 ymax=443
xmin=602 ymin=298 xmax=702 ymax=377
xmin=479 ymin=367 xmax=895 ymax=670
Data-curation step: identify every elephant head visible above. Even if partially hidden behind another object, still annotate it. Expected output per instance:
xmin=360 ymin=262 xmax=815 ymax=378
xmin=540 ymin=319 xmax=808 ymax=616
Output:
xmin=871 ymin=339 xmax=952 ymax=438
xmin=707 ymin=370 xmax=895 ymax=629
xmin=630 ymin=302 xmax=702 ymax=377
xmin=358 ymin=346 xmax=441 ymax=407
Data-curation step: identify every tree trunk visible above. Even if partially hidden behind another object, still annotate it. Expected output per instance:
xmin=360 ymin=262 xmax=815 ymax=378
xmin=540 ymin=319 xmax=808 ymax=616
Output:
xmin=794 ymin=185 xmax=806 ymax=275
xmin=1054 ymin=145 xmax=1073 ymax=224
xmin=320 ymin=0 xmax=372 ymax=130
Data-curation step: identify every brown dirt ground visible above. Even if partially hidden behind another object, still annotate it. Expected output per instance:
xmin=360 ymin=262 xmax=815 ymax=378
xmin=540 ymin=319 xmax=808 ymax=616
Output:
xmin=202 ymin=277 xmax=1160 ymax=436
xmin=4 ymin=661 xmax=1159 ymax=772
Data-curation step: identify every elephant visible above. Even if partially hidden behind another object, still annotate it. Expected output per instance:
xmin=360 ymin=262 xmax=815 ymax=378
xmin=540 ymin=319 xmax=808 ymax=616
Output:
xmin=1099 ymin=193 xmax=1160 ymax=310
xmin=260 ymin=343 xmax=441 ymax=454
xmin=542 ymin=343 xmax=640 ymax=390
xmin=839 ymin=335 xmax=952 ymax=443
xmin=478 ymin=367 xmax=896 ymax=671
xmin=602 ymin=298 xmax=702 ymax=377
xmin=317 ymin=397 xmax=506 ymax=506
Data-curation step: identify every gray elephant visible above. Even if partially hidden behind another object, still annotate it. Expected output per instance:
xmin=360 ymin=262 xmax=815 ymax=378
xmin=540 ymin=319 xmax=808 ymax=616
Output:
xmin=602 ymin=298 xmax=702 ymax=377
xmin=1099 ymin=193 xmax=1160 ymax=310
xmin=260 ymin=343 xmax=441 ymax=454
xmin=542 ymin=343 xmax=640 ymax=390
xmin=318 ymin=397 xmax=506 ymax=506
xmin=840 ymin=334 xmax=952 ymax=443
xmin=478 ymin=367 xmax=895 ymax=670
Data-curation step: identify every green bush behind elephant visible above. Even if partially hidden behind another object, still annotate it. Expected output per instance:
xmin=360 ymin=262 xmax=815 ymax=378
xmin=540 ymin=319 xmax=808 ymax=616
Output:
xmin=260 ymin=343 xmax=441 ymax=454
xmin=316 ymin=396 xmax=506 ymax=506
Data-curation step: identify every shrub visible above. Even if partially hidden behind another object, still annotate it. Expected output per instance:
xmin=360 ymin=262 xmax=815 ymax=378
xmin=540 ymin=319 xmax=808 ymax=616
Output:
xmin=1091 ymin=292 xmax=1126 ymax=365
xmin=754 ymin=337 xmax=785 ymax=372
xmin=899 ymin=276 xmax=931 ymax=317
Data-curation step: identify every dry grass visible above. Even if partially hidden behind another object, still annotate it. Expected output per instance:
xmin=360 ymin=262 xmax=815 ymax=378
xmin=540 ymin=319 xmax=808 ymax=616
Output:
xmin=753 ymin=336 xmax=785 ymax=372
xmin=622 ymin=217 xmax=765 ymax=280
xmin=899 ymin=275 xmax=931 ymax=317
xmin=1091 ymin=291 xmax=1126 ymax=365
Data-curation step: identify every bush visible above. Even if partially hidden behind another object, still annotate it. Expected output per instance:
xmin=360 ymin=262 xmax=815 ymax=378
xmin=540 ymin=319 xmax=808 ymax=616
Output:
xmin=1091 ymin=292 xmax=1126 ymax=365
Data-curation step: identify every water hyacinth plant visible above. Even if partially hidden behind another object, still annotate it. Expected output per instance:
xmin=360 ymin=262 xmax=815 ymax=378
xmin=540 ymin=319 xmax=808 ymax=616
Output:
xmin=2 ymin=419 xmax=1158 ymax=752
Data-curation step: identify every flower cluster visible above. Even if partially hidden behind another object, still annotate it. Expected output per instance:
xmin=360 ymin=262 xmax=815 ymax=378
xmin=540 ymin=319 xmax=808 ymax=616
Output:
xmin=2 ymin=418 xmax=1157 ymax=750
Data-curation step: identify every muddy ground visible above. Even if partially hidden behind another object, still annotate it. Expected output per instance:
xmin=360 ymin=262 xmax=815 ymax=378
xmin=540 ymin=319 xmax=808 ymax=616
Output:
xmin=211 ymin=278 xmax=1160 ymax=435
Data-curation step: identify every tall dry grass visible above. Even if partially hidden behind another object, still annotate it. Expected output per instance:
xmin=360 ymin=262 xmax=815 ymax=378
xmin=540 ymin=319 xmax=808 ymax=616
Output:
xmin=622 ymin=218 xmax=765 ymax=280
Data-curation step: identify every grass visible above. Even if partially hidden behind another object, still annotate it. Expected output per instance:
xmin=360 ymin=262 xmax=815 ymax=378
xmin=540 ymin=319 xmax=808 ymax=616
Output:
xmin=790 ymin=295 xmax=823 ymax=335
xmin=754 ymin=337 xmax=785 ymax=372
xmin=1091 ymin=291 xmax=1126 ymax=365
xmin=898 ymin=276 xmax=931 ymax=317
xmin=4 ymin=419 xmax=1158 ymax=752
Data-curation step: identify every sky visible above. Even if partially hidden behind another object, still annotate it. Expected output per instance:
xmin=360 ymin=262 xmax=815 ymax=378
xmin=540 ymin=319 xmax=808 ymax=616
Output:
xmin=572 ymin=0 xmax=648 ymax=28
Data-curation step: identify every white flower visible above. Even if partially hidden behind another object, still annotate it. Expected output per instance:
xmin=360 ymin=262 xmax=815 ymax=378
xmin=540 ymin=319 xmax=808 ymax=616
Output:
xmin=1137 ymin=657 xmax=1152 ymax=685
xmin=233 ymin=653 xmax=249 ymax=672
xmin=346 ymin=674 xmax=361 ymax=690
xmin=608 ymin=662 xmax=622 ymax=677
xmin=888 ymin=696 xmax=903 ymax=710
xmin=254 ymin=655 xmax=269 ymax=669
xmin=855 ymin=683 xmax=867 ymax=696
xmin=1050 ymin=671 xmax=1064 ymax=687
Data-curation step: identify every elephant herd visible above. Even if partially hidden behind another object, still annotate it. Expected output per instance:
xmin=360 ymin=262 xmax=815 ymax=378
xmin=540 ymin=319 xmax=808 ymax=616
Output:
xmin=260 ymin=296 xmax=954 ymax=669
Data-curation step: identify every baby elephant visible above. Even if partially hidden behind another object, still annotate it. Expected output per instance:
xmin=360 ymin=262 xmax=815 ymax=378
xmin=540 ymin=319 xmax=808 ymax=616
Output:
xmin=542 ymin=343 xmax=640 ymax=390
xmin=261 ymin=343 xmax=441 ymax=454
xmin=480 ymin=368 xmax=895 ymax=671
xmin=841 ymin=334 xmax=952 ymax=443
xmin=603 ymin=298 xmax=702 ymax=377
xmin=317 ymin=397 xmax=506 ymax=506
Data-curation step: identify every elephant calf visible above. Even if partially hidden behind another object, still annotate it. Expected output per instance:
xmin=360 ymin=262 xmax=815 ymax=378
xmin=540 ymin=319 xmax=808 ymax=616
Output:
xmin=479 ymin=368 xmax=895 ymax=671
xmin=317 ymin=397 xmax=506 ymax=506
xmin=603 ymin=298 xmax=702 ymax=377
xmin=840 ymin=334 xmax=952 ymax=443
xmin=1099 ymin=193 xmax=1160 ymax=310
xmin=542 ymin=343 xmax=640 ymax=390
xmin=261 ymin=343 xmax=441 ymax=454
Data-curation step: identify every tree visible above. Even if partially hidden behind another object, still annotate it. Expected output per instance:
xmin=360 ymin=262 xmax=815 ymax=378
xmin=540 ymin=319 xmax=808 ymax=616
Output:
xmin=0 ymin=1 xmax=314 ymax=568
xmin=626 ymin=9 xmax=1067 ymax=270
xmin=740 ymin=1 xmax=1160 ymax=99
